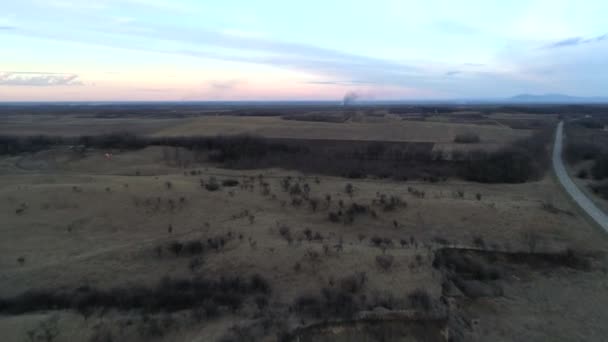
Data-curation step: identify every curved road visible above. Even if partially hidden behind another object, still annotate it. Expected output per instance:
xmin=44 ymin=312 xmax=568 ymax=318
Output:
xmin=553 ymin=121 xmax=608 ymax=232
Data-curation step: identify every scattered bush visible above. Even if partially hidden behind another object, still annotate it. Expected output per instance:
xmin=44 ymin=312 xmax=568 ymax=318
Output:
xmin=375 ymin=255 xmax=394 ymax=271
xmin=26 ymin=315 xmax=59 ymax=342
xmin=293 ymin=274 xmax=368 ymax=319
xmin=370 ymin=236 xmax=383 ymax=247
xmin=328 ymin=212 xmax=340 ymax=223
xmin=278 ymin=225 xmax=292 ymax=244
xmin=0 ymin=274 xmax=271 ymax=315
xmin=185 ymin=240 xmax=204 ymax=255
xmin=222 ymin=179 xmax=239 ymax=187
xmin=454 ymin=132 xmax=481 ymax=144
xmin=433 ymin=237 xmax=449 ymax=245
xmin=168 ymin=241 xmax=183 ymax=256
xmin=577 ymin=169 xmax=589 ymax=179
xmin=591 ymin=183 xmax=608 ymax=199
xmin=189 ymin=257 xmax=203 ymax=272
xmin=408 ymin=289 xmax=432 ymax=311
xmin=565 ymin=142 xmax=602 ymax=164
xmin=591 ymin=154 xmax=608 ymax=180
xmin=205 ymin=177 xmax=221 ymax=191
xmin=433 ymin=249 xmax=502 ymax=281
xmin=345 ymin=183 xmax=354 ymax=197
xmin=473 ymin=236 xmax=485 ymax=248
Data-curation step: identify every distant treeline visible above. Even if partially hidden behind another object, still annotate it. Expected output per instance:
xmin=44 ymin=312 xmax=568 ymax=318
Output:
xmin=2 ymin=103 xmax=608 ymax=118
xmin=0 ymin=128 xmax=552 ymax=183
xmin=387 ymin=105 xmax=608 ymax=117
xmin=282 ymin=113 xmax=348 ymax=123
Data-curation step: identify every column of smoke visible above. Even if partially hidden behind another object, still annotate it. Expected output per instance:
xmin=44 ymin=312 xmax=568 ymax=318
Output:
xmin=343 ymin=92 xmax=360 ymax=106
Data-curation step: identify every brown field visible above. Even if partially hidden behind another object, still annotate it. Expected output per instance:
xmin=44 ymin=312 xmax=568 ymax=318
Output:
xmin=0 ymin=113 xmax=531 ymax=147
xmin=1 ymin=111 xmax=607 ymax=342
xmin=152 ymin=116 xmax=531 ymax=145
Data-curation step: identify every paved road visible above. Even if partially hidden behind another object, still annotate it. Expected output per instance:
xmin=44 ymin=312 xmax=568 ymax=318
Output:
xmin=553 ymin=121 xmax=608 ymax=232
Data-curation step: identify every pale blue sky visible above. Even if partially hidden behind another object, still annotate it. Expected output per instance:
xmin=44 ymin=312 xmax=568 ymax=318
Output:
xmin=1 ymin=0 xmax=607 ymax=101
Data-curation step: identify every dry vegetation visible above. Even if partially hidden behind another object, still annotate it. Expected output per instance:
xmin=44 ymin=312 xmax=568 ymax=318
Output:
xmin=564 ymin=118 xmax=608 ymax=211
xmin=1 ymin=105 xmax=608 ymax=342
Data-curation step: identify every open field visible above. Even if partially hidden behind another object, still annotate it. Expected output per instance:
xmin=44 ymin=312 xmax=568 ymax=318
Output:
xmin=152 ymin=116 xmax=531 ymax=145
xmin=0 ymin=114 xmax=185 ymax=137
xmin=1 ymin=105 xmax=608 ymax=341
xmin=0 ymin=112 xmax=532 ymax=149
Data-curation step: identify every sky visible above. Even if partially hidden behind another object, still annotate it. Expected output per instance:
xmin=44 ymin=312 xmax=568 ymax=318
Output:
xmin=0 ymin=0 xmax=607 ymax=101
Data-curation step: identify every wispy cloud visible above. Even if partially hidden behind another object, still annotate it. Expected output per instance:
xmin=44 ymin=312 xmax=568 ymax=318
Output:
xmin=209 ymin=79 xmax=240 ymax=90
xmin=136 ymin=87 xmax=174 ymax=92
xmin=0 ymin=26 xmax=15 ymax=30
xmin=0 ymin=71 xmax=83 ymax=86
xmin=434 ymin=20 xmax=478 ymax=35
xmin=445 ymin=71 xmax=461 ymax=76
xmin=305 ymin=80 xmax=375 ymax=85
xmin=546 ymin=33 xmax=608 ymax=48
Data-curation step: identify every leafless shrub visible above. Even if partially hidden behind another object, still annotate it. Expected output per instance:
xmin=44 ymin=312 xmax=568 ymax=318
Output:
xmin=312 ymin=232 xmax=323 ymax=242
xmin=189 ymin=257 xmax=203 ymax=272
xmin=376 ymin=254 xmax=394 ymax=271
xmin=328 ymin=211 xmax=340 ymax=223
xmin=168 ymin=241 xmax=183 ymax=256
xmin=408 ymin=289 xmax=432 ymax=311
xmin=454 ymin=132 xmax=481 ymax=144
xmin=345 ymin=183 xmax=354 ymax=197
xmin=278 ymin=225 xmax=292 ymax=244
xmin=370 ymin=236 xmax=383 ymax=247
xmin=204 ymin=177 xmax=220 ymax=191
xmin=222 ymin=179 xmax=239 ymax=187
xmin=27 ymin=315 xmax=59 ymax=342
xmin=522 ymin=231 xmax=540 ymax=253
xmin=185 ymin=240 xmax=204 ymax=255
xmin=473 ymin=236 xmax=485 ymax=248
xmin=90 ymin=322 xmax=114 ymax=342
xmin=358 ymin=234 xmax=366 ymax=242
xmin=308 ymin=198 xmax=319 ymax=212
xmin=433 ymin=237 xmax=449 ymax=245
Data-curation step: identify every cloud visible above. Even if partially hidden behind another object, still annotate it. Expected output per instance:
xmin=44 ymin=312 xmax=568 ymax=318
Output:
xmin=546 ymin=33 xmax=608 ymax=48
xmin=4 ymin=2 xmax=606 ymax=99
xmin=305 ymin=80 xmax=375 ymax=85
xmin=0 ymin=71 xmax=83 ymax=86
xmin=434 ymin=20 xmax=479 ymax=35
xmin=3 ymin=19 xmax=424 ymax=88
xmin=208 ymin=79 xmax=240 ymax=90
xmin=136 ymin=87 xmax=174 ymax=92
xmin=0 ymin=26 xmax=15 ymax=30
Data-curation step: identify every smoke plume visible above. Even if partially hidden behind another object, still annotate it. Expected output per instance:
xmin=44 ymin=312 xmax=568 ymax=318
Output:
xmin=342 ymin=91 xmax=360 ymax=106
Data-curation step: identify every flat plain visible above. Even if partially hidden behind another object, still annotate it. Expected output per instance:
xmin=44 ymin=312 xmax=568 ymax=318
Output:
xmin=1 ymin=105 xmax=607 ymax=342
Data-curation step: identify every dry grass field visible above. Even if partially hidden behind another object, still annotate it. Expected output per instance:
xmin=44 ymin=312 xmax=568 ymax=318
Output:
xmin=1 ymin=110 xmax=607 ymax=342
xmin=153 ymin=116 xmax=531 ymax=145
xmin=0 ymin=113 xmax=531 ymax=147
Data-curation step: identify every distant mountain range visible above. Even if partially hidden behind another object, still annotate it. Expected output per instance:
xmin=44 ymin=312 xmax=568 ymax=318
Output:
xmin=506 ymin=93 xmax=608 ymax=104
